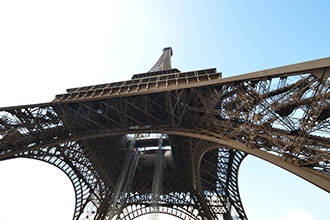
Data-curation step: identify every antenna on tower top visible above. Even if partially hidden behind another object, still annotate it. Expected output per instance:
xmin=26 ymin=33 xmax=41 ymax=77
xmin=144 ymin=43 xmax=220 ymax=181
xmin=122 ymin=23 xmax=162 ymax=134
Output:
xmin=149 ymin=47 xmax=173 ymax=72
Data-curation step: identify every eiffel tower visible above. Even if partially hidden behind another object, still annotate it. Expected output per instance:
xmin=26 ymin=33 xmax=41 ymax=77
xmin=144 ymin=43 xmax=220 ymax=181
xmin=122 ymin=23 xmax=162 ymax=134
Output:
xmin=0 ymin=48 xmax=329 ymax=220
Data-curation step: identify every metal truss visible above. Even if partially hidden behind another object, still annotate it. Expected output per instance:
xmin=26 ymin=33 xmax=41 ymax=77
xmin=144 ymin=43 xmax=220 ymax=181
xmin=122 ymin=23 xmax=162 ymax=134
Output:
xmin=0 ymin=48 xmax=329 ymax=219
xmin=149 ymin=47 xmax=173 ymax=72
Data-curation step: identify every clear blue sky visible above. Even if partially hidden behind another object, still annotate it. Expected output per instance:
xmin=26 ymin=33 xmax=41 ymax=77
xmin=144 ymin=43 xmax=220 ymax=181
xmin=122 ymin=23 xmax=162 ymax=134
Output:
xmin=0 ymin=1 xmax=329 ymax=220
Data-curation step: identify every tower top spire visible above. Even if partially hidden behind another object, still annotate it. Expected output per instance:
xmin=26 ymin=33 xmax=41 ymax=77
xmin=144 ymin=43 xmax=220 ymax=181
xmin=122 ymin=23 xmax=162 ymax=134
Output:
xmin=149 ymin=47 xmax=173 ymax=72
xmin=163 ymin=47 xmax=173 ymax=56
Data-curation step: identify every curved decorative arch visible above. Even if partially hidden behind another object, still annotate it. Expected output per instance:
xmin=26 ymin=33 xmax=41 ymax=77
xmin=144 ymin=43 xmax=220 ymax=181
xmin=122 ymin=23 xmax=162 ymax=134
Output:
xmin=6 ymin=125 xmax=327 ymax=219
xmin=17 ymin=142 xmax=107 ymax=220
xmin=67 ymin=127 xmax=330 ymax=193
xmin=160 ymin=129 xmax=330 ymax=193
xmin=119 ymin=204 xmax=201 ymax=220
xmin=112 ymin=191 xmax=207 ymax=220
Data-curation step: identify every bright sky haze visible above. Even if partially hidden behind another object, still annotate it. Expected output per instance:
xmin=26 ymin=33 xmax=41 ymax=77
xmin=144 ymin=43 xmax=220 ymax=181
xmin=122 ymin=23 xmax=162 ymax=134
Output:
xmin=0 ymin=1 xmax=329 ymax=220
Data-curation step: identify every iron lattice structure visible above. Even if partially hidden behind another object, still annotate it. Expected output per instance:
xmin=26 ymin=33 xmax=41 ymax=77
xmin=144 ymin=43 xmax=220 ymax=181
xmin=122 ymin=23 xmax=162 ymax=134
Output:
xmin=0 ymin=48 xmax=329 ymax=220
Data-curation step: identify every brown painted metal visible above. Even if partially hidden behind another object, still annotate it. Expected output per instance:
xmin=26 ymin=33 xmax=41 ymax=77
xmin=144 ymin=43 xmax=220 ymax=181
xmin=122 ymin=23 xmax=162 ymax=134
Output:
xmin=0 ymin=48 xmax=329 ymax=219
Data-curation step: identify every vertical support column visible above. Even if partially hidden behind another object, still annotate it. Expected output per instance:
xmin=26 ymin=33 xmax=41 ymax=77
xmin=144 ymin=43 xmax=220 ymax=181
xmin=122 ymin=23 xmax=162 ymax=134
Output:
xmin=149 ymin=135 xmax=165 ymax=220
xmin=107 ymin=134 xmax=139 ymax=219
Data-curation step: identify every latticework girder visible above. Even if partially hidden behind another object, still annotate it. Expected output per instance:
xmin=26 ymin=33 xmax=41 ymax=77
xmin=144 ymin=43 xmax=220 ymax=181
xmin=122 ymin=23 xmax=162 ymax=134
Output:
xmin=0 ymin=49 xmax=329 ymax=219
xmin=149 ymin=47 xmax=173 ymax=72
